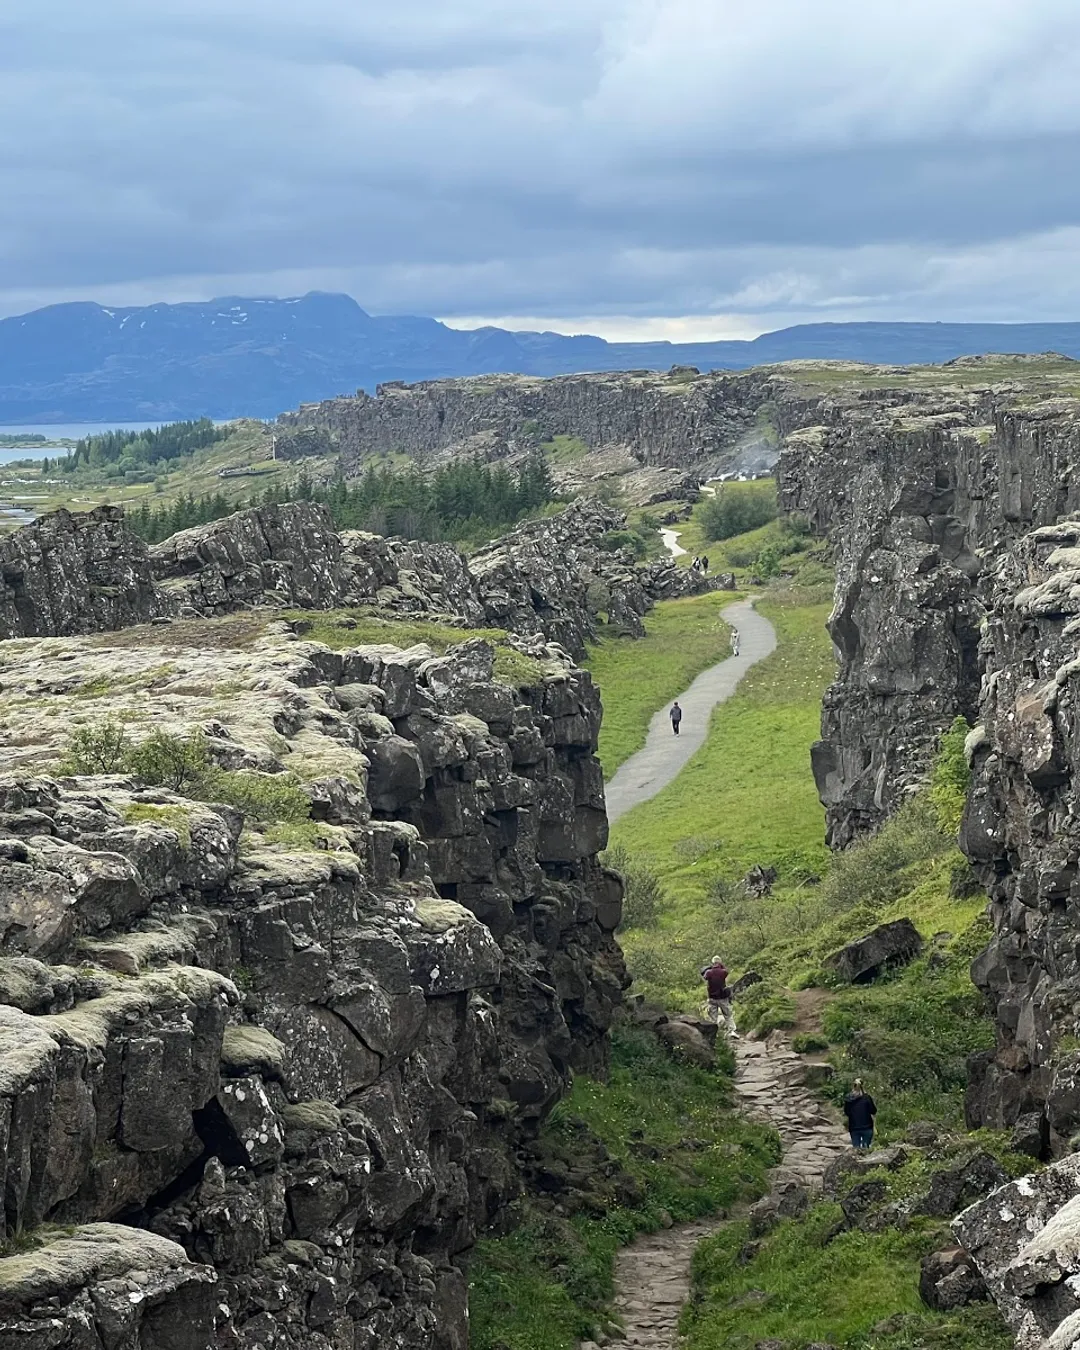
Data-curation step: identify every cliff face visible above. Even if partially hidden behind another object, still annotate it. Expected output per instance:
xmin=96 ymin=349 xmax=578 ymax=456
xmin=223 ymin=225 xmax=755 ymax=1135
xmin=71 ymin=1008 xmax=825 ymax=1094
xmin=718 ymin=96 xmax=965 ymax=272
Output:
xmin=278 ymin=368 xmax=810 ymax=477
xmin=0 ymin=616 xmax=625 ymax=1348
xmin=779 ymin=383 xmax=1080 ymax=1124
xmin=3 ymin=498 xmax=716 ymax=659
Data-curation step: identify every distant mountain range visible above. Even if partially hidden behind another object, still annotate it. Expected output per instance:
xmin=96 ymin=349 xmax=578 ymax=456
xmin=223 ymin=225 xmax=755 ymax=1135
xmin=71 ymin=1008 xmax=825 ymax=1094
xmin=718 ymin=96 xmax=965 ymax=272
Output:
xmin=3 ymin=291 xmax=1080 ymax=424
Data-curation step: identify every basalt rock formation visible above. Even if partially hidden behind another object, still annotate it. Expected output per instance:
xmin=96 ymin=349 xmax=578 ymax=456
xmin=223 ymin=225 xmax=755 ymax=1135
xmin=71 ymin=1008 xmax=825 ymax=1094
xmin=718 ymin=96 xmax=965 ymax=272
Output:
xmin=278 ymin=368 xmax=810 ymax=479
xmin=2 ymin=497 xmax=713 ymax=659
xmin=0 ymin=613 xmax=626 ymax=1347
xmin=779 ymin=370 xmax=1080 ymax=1345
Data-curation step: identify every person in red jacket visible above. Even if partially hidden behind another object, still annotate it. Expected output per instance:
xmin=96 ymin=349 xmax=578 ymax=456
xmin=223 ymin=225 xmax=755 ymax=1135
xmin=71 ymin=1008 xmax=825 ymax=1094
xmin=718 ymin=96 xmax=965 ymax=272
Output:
xmin=700 ymin=956 xmax=737 ymax=1037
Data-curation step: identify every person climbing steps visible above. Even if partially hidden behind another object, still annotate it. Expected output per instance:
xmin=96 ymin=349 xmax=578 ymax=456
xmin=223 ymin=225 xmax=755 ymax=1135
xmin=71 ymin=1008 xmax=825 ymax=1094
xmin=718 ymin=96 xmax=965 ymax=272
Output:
xmin=701 ymin=955 xmax=738 ymax=1037
xmin=669 ymin=700 xmax=682 ymax=735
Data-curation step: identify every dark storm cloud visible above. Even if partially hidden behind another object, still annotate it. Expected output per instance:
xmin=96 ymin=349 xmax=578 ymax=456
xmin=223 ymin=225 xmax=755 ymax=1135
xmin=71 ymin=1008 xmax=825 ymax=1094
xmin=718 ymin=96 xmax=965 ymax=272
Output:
xmin=3 ymin=0 xmax=1080 ymax=330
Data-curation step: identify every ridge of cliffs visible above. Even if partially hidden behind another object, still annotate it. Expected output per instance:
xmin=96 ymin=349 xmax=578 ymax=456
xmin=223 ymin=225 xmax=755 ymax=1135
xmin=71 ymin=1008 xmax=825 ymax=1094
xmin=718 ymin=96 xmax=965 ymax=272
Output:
xmin=276 ymin=366 xmax=825 ymax=479
xmin=778 ymin=376 xmax=1080 ymax=1347
xmin=0 ymin=495 xmax=719 ymax=656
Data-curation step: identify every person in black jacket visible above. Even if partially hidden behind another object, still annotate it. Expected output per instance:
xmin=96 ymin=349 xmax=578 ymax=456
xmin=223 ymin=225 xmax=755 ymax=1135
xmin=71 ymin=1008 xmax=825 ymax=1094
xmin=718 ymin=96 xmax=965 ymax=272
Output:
xmin=843 ymin=1079 xmax=877 ymax=1149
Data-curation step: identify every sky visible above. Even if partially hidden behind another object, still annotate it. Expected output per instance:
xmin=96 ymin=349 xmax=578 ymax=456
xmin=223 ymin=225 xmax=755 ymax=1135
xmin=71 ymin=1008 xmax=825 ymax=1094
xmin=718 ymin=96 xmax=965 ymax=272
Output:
xmin=3 ymin=0 xmax=1080 ymax=339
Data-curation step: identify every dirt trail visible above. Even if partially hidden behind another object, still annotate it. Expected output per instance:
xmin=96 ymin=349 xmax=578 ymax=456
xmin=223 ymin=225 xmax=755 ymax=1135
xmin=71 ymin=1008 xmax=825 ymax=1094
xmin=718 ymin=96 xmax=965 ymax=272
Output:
xmin=609 ymin=1037 xmax=847 ymax=1348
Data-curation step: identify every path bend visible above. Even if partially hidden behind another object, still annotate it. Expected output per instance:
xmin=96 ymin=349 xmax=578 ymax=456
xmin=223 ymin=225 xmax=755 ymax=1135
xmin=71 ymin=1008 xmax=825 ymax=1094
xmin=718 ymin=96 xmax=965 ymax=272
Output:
xmin=603 ymin=599 xmax=776 ymax=823
xmin=609 ymin=1039 xmax=847 ymax=1349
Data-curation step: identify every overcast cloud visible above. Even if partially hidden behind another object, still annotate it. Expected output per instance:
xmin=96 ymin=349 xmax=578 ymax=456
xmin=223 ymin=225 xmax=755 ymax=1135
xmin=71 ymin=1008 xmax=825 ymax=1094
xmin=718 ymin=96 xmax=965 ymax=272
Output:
xmin=3 ymin=0 xmax=1079 ymax=336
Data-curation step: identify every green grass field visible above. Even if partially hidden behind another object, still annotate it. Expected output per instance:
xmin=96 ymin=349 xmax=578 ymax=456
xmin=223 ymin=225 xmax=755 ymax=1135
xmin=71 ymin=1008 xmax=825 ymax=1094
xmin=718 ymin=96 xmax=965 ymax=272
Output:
xmin=586 ymin=591 xmax=742 ymax=775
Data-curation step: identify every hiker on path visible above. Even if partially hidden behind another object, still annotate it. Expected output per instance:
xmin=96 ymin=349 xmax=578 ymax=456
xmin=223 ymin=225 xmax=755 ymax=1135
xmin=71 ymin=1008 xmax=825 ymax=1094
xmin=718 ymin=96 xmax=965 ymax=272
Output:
xmin=843 ymin=1079 xmax=877 ymax=1150
xmin=669 ymin=701 xmax=683 ymax=735
xmin=701 ymin=554 xmax=709 ymax=574
xmin=730 ymin=626 xmax=740 ymax=656
xmin=691 ymin=556 xmax=701 ymax=572
xmin=701 ymin=956 xmax=737 ymax=1036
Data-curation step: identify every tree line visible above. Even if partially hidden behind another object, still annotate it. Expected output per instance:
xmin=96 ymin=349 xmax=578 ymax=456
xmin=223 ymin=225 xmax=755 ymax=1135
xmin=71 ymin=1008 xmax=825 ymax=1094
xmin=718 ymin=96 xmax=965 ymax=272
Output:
xmin=125 ymin=452 xmax=560 ymax=546
xmin=56 ymin=419 xmax=225 ymax=474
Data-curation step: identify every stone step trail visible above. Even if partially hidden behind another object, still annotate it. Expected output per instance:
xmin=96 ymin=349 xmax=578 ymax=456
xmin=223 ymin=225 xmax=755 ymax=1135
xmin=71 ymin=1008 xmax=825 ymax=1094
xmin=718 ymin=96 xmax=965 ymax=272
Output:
xmin=606 ymin=1037 xmax=848 ymax=1350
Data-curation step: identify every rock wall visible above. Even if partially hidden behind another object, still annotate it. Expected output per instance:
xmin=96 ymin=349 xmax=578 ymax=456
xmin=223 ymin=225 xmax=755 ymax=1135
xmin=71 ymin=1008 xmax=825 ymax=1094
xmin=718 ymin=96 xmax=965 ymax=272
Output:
xmin=3 ymin=497 xmax=716 ymax=660
xmin=779 ymin=387 xmax=1080 ymax=1122
xmin=0 ymin=505 xmax=165 ymax=639
xmin=278 ymin=368 xmax=804 ymax=477
xmin=0 ymin=618 xmax=626 ymax=1348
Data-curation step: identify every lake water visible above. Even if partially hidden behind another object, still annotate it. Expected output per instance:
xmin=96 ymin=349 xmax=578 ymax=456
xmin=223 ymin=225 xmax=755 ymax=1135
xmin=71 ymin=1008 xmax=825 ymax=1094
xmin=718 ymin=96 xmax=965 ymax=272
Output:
xmin=0 ymin=421 xmax=168 ymax=460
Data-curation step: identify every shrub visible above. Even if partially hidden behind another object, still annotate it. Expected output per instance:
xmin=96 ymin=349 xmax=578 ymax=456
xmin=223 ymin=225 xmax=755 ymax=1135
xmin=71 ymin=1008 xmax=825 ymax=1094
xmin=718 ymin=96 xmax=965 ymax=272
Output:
xmin=59 ymin=719 xmax=130 ymax=774
xmin=599 ymin=529 xmax=647 ymax=559
xmin=604 ymin=844 xmax=662 ymax=930
xmin=205 ymin=769 xmax=310 ymax=823
xmin=792 ymin=1032 xmax=829 ymax=1054
xmin=929 ymin=716 xmax=971 ymax=836
xmin=126 ymin=729 xmax=210 ymax=793
xmin=699 ymin=481 xmax=777 ymax=542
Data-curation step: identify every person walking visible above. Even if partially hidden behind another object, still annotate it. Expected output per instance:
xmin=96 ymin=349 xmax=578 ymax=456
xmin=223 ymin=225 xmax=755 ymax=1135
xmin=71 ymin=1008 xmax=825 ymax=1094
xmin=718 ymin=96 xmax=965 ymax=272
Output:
xmin=843 ymin=1079 xmax=877 ymax=1150
xmin=730 ymin=626 xmax=740 ymax=657
xmin=669 ymin=700 xmax=683 ymax=735
xmin=701 ymin=956 xmax=737 ymax=1037
xmin=701 ymin=554 xmax=709 ymax=574
xmin=691 ymin=556 xmax=701 ymax=572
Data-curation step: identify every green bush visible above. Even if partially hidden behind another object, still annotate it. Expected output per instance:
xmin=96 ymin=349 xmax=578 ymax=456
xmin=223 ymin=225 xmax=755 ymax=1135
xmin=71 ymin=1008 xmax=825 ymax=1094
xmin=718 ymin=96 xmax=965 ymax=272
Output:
xmin=59 ymin=719 xmax=130 ymax=774
xmin=792 ymin=1032 xmax=829 ymax=1054
xmin=699 ymin=480 xmax=777 ymax=542
xmin=929 ymin=716 xmax=971 ymax=835
xmin=204 ymin=769 xmax=311 ymax=823
xmin=599 ymin=529 xmax=647 ymax=559
xmin=820 ymin=798 xmax=951 ymax=915
xmin=126 ymin=729 xmax=210 ymax=793
xmin=604 ymin=845 xmax=663 ymax=930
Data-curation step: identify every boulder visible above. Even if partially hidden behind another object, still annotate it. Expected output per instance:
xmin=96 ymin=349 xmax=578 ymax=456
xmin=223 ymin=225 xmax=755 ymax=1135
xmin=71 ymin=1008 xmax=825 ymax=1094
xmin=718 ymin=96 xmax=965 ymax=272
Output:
xmin=919 ymin=1248 xmax=988 ymax=1311
xmin=824 ymin=918 xmax=923 ymax=984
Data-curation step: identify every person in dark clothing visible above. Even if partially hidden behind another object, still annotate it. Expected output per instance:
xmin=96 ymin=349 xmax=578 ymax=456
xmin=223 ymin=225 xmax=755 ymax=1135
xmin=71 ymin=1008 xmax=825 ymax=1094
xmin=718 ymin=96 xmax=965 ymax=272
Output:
xmin=669 ymin=701 xmax=683 ymax=735
xmin=700 ymin=956 xmax=737 ymax=1036
xmin=701 ymin=554 xmax=709 ymax=574
xmin=843 ymin=1079 xmax=877 ymax=1149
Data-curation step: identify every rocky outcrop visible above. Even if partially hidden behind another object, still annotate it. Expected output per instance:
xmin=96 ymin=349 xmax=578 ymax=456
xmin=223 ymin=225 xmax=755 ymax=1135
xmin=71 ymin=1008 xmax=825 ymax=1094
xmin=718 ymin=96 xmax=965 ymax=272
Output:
xmin=777 ymin=380 xmax=1080 ymax=1141
xmin=3 ymin=497 xmax=716 ymax=660
xmin=0 ymin=616 xmax=626 ymax=1348
xmin=279 ymin=368 xmax=808 ymax=478
xmin=0 ymin=505 xmax=165 ymax=639
xmin=953 ymin=1155 xmax=1080 ymax=1349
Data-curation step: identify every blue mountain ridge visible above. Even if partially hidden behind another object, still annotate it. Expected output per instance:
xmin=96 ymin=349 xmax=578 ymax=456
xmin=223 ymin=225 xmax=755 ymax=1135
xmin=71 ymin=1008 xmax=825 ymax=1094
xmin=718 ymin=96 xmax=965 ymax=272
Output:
xmin=2 ymin=290 xmax=1079 ymax=423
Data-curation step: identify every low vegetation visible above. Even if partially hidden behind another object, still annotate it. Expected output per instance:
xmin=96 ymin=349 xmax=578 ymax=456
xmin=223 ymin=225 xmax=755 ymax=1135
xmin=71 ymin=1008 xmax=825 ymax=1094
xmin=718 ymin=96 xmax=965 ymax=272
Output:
xmin=59 ymin=723 xmax=311 ymax=825
xmin=469 ymin=1026 xmax=778 ymax=1350
xmin=699 ymin=479 xmax=778 ymax=541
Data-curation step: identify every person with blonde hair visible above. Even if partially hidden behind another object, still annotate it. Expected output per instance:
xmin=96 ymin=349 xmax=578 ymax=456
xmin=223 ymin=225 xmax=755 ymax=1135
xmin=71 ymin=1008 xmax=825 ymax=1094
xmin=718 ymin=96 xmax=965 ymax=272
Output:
xmin=843 ymin=1078 xmax=877 ymax=1149
xmin=700 ymin=955 xmax=737 ymax=1037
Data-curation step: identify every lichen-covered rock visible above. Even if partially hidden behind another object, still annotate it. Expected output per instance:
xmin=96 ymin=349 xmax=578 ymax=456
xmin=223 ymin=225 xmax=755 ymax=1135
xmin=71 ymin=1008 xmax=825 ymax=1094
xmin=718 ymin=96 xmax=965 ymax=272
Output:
xmin=0 ymin=613 xmax=626 ymax=1348
xmin=953 ymin=1155 xmax=1080 ymax=1349
xmin=0 ymin=505 xmax=166 ymax=638
xmin=0 ymin=1223 xmax=216 ymax=1348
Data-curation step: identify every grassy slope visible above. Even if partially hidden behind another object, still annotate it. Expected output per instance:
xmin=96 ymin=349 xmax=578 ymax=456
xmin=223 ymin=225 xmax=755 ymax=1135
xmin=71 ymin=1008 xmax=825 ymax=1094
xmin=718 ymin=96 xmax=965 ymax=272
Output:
xmin=469 ymin=1027 xmax=777 ymax=1350
xmin=610 ymin=594 xmax=834 ymax=1006
xmin=0 ymin=420 xmax=337 ymax=527
xmin=586 ymin=591 xmax=741 ymax=776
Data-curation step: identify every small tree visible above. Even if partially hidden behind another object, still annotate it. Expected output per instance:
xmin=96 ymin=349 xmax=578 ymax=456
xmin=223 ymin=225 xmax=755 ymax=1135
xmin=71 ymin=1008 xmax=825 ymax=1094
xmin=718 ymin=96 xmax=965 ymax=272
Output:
xmin=60 ymin=720 xmax=130 ymax=774
xmin=127 ymin=729 xmax=210 ymax=793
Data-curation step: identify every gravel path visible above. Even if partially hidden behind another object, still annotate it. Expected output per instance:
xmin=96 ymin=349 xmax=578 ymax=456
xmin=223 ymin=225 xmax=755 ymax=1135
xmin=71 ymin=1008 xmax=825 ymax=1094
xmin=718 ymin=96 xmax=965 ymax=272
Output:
xmin=609 ymin=1038 xmax=847 ymax=1349
xmin=659 ymin=526 xmax=687 ymax=557
xmin=604 ymin=599 xmax=776 ymax=823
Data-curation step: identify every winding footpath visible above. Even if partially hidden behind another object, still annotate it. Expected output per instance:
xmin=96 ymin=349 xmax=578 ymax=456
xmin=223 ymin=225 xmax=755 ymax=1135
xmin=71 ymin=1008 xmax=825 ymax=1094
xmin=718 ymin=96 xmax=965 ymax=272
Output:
xmin=610 ymin=1039 xmax=847 ymax=1349
xmin=604 ymin=599 xmax=776 ymax=823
